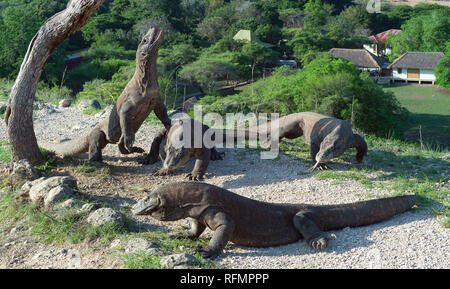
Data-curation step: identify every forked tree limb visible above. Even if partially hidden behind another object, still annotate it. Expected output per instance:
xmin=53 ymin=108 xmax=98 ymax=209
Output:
xmin=6 ymin=0 xmax=105 ymax=165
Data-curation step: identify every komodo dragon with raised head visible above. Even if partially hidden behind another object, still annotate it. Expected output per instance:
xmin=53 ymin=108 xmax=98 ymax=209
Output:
xmin=133 ymin=182 xmax=416 ymax=259
xmin=42 ymin=25 xmax=171 ymax=162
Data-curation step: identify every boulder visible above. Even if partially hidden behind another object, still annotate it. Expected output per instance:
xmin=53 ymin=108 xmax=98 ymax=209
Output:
xmin=58 ymin=99 xmax=72 ymax=108
xmin=29 ymin=176 xmax=77 ymax=207
xmin=77 ymin=99 xmax=101 ymax=111
xmin=86 ymin=208 xmax=124 ymax=228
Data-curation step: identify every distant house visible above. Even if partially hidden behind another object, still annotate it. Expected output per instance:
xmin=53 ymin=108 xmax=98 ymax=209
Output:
xmin=329 ymin=48 xmax=384 ymax=72
xmin=233 ymin=30 xmax=275 ymax=48
xmin=363 ymin=29 xmax=401 ymax=57
xmin=388 ymin=52 xmax=445 ymax=84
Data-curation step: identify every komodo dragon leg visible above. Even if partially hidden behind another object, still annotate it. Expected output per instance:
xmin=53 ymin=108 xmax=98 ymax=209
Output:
xmin=170 ymin=218 xmax=206 ymax=240
xmin=141 ymin=128 xmax=167 ymax=165
xmin=153 ymin=98 xmax=172 ymax=130
xmin=186 ymin=149 xmax=211 ymax=181
xmin=118 ymin=102 xmax=145 ymax=154
xmin=309 ymin=143 xmax=332 ymax=171
xmin=197 ymin=209 xmax=235 ymax=259
xmin=293 ymin=211 xmax=336 ymax=250
xmin=88 ymin=128 xmax=107 ymax=162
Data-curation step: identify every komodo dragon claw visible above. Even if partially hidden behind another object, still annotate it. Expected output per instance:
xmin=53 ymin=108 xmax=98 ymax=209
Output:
xmin=308 ymin=233 xmax=336 ymax=250
xmin=185 ymin=173 xmax=203 ymax=181
xmin=309 ymin=162 xmax=332 ymax=171
xmin=196 ymin=246 xmax=221 ymax=259
xmin=153 ymin=168 xmax=172 ymax=176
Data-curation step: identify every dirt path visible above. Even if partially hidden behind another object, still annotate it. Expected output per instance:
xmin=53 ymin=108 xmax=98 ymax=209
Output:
xmin=0 ymin=106 xmax=448 ymax=269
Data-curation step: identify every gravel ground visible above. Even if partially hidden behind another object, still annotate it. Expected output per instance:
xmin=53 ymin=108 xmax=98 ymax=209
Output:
xmin=0 ymin=105 xmax=448 ymax=269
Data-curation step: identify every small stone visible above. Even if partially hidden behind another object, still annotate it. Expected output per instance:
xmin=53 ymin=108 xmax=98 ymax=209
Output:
xmin=77 ymin=99 xmax=101 ymax=111
xmin=86 ymin=208 xmax=124 ymax=228
xmin=10 ymin=159 xmax=41 ymax=184
xmin=160 ymin=253 xmax=200 ymax=269
xmin=125 ymin=238 xmax=163 ymax=256
xmin=58 ymin=99 xmax=72 ymax=108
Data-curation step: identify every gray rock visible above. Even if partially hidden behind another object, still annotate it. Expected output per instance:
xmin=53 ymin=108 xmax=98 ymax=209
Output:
xmin=124 ymin=238 xmax=163 ymax=256
xmin=79 ymin=202 xmax=101 ymax=214
xmin=43 ymin=185 xmax=75 ymax=209
xmin=182 ymin=96 xmax=199 ymax=112
xmin=10 ymin=159 xmax=41 ymax=184
xmin=160 ymin=253 xmax=200 ymax=269
xmin=58 ymin=99 xmax=72 ymax=108
xmin=77 ymin=99 xmax=101 ymax=111
xmin=29 ymin=176 xmax=77 ymax=207
xmin=58 ymin=198 xmax=83 ymax=209
xmin=21 ymin=177 xmax=46 ymax=192
xmin=86 ymin=208 xmax=124 ymax=228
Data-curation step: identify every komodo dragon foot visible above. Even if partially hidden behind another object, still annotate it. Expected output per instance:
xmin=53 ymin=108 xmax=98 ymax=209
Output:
xmin=153 ymin=168 xmax=172 ymax=176
xmin=309 ymin=162 xmax=332 ymax=171
xmin=308 ymin=233 xmax=336 ymax=250
xmin=185 ymin=172 xmax=204 ymax=181
xmin=195 ymin=246 xmax=221 ymax=259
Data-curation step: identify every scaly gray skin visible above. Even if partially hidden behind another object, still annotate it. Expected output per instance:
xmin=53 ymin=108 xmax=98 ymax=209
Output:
xmin=43 ymin=25 xmax=171 ymax=162
xmin=142 ymin=118 xmax=246 ymax=181
xmin=133 ymin=182 xmax=416 ymax=259
xmin=253 ymin=112 xmax=368 ymax=170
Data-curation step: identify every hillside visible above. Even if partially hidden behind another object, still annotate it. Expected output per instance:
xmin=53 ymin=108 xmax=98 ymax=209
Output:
xmin=386 ymin=0 xmax=450 ymax=7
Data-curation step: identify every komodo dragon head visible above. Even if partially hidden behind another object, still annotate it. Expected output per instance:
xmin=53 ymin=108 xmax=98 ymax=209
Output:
xmin=132 ymin=183 xmax=212 ymax=221
xmin=136 ymin=24 xmax=164 ymax=63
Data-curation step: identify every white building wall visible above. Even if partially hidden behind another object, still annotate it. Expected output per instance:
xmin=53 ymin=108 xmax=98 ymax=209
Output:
xmin=392 ymin=68 xmax=408 ymax=80
xmin=420 ymin=70 xmax=436 ymax=81
xmin=392 ymin=68 xmax=436 ymax=82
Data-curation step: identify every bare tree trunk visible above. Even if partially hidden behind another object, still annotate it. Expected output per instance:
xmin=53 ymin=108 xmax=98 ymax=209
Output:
xmin=5 ymin=0 xmax=105 ymax=165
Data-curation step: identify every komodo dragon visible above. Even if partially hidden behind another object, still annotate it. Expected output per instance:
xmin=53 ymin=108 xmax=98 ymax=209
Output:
xmin=42 ymin=25 xmax=171 ymax=162
xmin=142 ymin=118 xmax=252 ymax=180
xmin=133 ymin=182 xmax=416 ymax=259
xmin=143 ymin=112 xmax=367 ymax=179
xmin=252 ymin=112 xmax=368 ymax=170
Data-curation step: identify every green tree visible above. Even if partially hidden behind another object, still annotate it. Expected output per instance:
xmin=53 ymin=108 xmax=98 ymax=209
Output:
xmin=240 ymin=43 xmax=278 ymax=92
xmin=388 ymin=10 xmax=450 ymax=60
xmin=435 ymin=42 xmax=450 ymax=89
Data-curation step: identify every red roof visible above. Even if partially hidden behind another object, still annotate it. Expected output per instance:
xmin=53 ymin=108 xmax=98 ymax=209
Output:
xmin=369 ymin=29 xmax=401 ymax=44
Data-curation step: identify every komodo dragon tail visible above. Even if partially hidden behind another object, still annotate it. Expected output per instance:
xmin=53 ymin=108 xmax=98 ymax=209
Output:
xmin=312 ymin=195 xmax=416 ymax=231
xmin=39 ymin=136 xmax=89 ymax=157
xmin=212 ymin=128 xmax=260 ymax=142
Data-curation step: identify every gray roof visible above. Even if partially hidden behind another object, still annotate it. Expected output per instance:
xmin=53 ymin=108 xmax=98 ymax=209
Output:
xmin=329 ymin=48 xmax=384 ymax=69
xmin=388 ymin=52 xmax=445 ymax=70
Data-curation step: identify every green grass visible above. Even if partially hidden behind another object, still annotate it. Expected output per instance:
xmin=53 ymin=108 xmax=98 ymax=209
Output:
xmin=0 ymin=140 xmax=11 ymax=162
xmin=383 ymin=84 xmax=450 ymax=148
xmin=73 ymin=161 xmax=111 ymax=178
xmin=82 ymin=107 xmax=103 ymax=116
